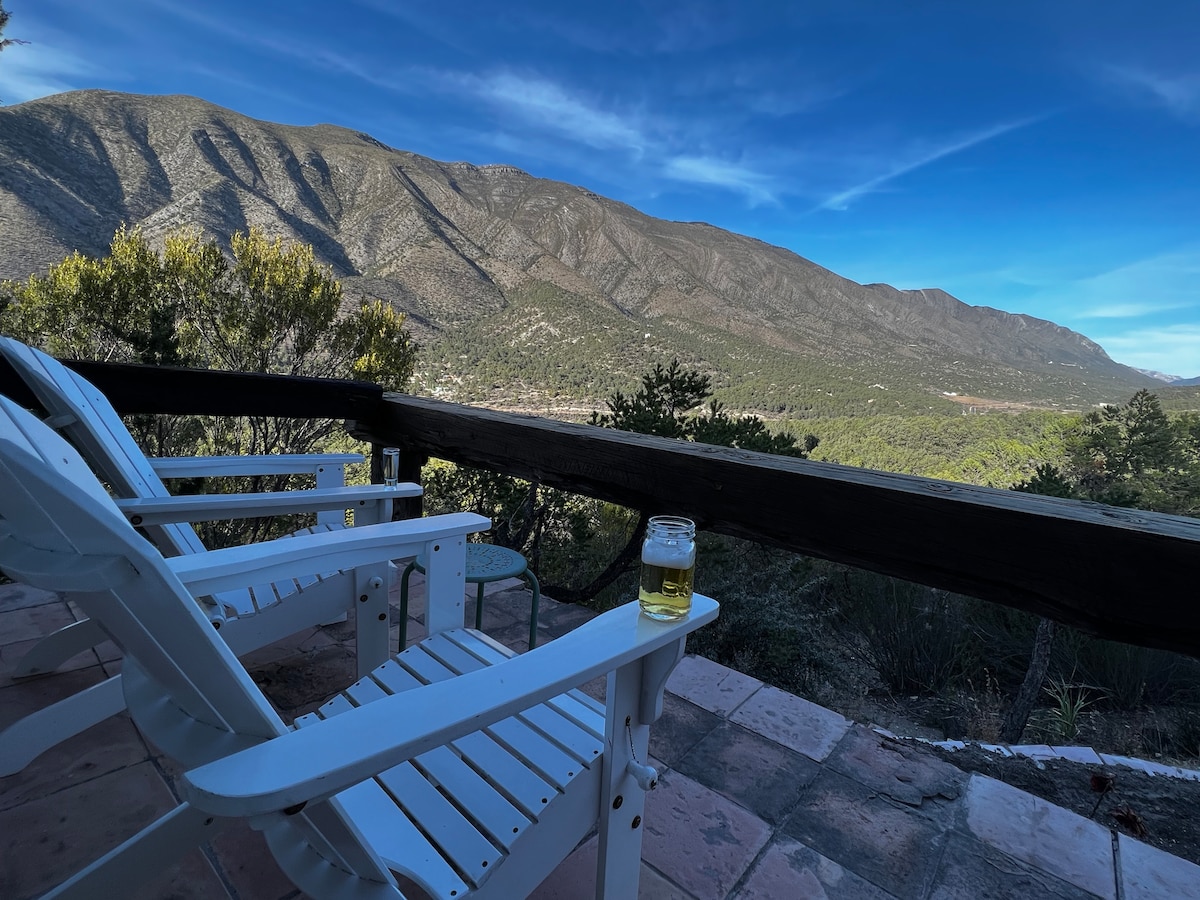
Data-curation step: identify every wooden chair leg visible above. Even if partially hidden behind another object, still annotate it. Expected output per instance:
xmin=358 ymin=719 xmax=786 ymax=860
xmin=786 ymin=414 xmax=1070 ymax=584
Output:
xmin=0 ymin=674 xmax=126 ymax=776
xmin=12 ymin=617 xmax=108 ymax=677
xmin=42 ymin=804 xmax=225 ymax=900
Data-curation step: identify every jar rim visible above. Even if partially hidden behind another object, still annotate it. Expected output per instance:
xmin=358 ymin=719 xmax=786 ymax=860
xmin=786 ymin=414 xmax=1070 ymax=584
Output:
xmin=647 ymin=515 xmax=695 ymax=534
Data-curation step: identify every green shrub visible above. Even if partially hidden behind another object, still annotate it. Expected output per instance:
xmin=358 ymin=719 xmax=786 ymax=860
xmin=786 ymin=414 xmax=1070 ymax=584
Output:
xmin=829 ymin=568 xmax=972 ymax=695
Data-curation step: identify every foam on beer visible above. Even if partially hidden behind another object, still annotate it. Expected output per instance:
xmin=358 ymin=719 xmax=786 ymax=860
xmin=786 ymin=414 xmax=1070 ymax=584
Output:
xmin=641 ymin=540 xmax=695 ymax=569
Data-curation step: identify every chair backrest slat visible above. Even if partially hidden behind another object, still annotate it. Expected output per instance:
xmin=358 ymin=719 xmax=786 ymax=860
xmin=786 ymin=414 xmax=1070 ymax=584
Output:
xmin=0 ymin=396 xmax=284 ymax=739
xmin=0 ymin=338 xmax=206 ymax=557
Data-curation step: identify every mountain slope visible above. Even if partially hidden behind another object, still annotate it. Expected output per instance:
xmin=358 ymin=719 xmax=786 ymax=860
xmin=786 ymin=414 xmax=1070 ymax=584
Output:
xmin=0 ymin=90 xmax=1156 ymax=414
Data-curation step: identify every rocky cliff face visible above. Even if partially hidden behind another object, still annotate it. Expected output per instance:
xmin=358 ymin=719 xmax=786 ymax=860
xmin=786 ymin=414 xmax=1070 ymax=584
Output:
xmin=0 ymin=90 xmax=1152 ymax=410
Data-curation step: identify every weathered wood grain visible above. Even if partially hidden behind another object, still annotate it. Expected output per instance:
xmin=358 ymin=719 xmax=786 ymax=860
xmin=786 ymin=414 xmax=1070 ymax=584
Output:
xmin=358 ymin=394 xmax=1200 ymax=658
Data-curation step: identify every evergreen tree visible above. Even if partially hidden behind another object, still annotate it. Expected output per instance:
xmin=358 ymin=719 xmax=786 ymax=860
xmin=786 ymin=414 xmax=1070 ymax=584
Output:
xmin=1003 ymin=389 xmax=1199 ymax=741
xmin=590 ymin=359 xmax=817 ymax=457
xmin=1 ymin=224 xmax=417 ymax=545
xmin=1 ymin=1 xmax=27 ymax=55
xmin=0 ymin=0 xmax=28 ymax=104
xmin=1012 ymin=463 xmax=1077 ymax=499
xmin=555 ymin=359 xmax=817 ymax=602
xmin=1014 ymin=390 xmax=1198 ymax=515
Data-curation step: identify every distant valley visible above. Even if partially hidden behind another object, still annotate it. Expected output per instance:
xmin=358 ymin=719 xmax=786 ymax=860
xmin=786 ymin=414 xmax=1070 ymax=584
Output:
xmin=0 ymin=90 xmax=1166 ymax=417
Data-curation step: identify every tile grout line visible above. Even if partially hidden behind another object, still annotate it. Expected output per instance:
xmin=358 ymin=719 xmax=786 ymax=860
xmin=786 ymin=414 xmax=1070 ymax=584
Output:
xmin=1111 ymin=829 xmax=1125 ymax=900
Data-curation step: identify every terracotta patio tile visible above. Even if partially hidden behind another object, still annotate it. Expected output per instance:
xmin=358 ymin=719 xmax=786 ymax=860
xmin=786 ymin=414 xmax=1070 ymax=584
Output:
xmin=536 ymin=601 xmax=597 ymax=641
xmin=0 ymin=583 xmax=60 ymax=613
xmin=136 ymin=847 xmax=233 ymax=900
xmin=0 ymin=636 xmax=98 ymax=685
xmin=208 ymin=817 xmax=300 ymax=900
xmin=675 ymin=721 xmax=819 ymax=825
xmin=648 ymin=694 xmax=723 ymax=769
xmin=466 ymin=593 xmax=520 ymax=633
xmin=782 ymin=767 xmax=952 ymax=898
xmin=736 ymin=835 xmax=899 ymax=899
xmin=249 ymin=644 xmax=358 ymax=718
xmin=825 ymin=728 xmax=965 ymax=811
xmin=578 ymin=674 xmax=607 ymax=704
xmin=963 ymin=774 xmax=1116 ymax=900
xmin=1118 ymin=832 xmax=1200 ymax=900
xmin=531 ymin=835 xmax=693 ymax=899
xmin=730 ymin=684 xmax=850 ymax=762
xmin=926 ymin=832 xmax=1099 ymax=900
xmin=0 ymin=601 xmax=77 ymax=646
xmin=238 ymin=625 xmax=336 ymax=669
xmin=642 ymin=768 xmax=771 ymax=900
xmin=0 ymin=668 xmax=150 ymax=811
xmin=0 ymin=760 xmax=227 ymax=899
xmin=666 ymin=654 xmax=762 ymax=717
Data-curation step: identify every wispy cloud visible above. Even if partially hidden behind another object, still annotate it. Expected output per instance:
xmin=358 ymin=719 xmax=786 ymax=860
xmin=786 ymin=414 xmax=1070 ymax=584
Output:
xmin=463 ymin=72 xmax=647 ymax=153
xmin=184 ymin=64 xmax=315 ymax=111
xmin=0 ymin=40 xmax=95 ymax=104
xmin=148 ymin=1 xmax=419 ymax=97
xmin=450 ymin=71 xmax=790 ymax=203
xmin=816 ymin=116 xmax=1045 ymax=212
xmin=1090 ymin=324 xmax=1200 ymax=378
xmin=1065 ymin=247 xmax=1200 ymax=317
xmin=1102 ymin=65 xmax=1200 ymax=122
xmin=1077 ymin=301 xmax=1195 ymax=319
xmin=662 ymin=155 xmax=778 ymax=205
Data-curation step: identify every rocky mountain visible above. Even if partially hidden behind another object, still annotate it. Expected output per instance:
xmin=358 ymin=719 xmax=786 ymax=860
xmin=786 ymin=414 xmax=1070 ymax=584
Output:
xmin=0 ymin=90 xmax=1156 ymax=415
xmin=1135 ymin=368 xmax=1183 ymax=384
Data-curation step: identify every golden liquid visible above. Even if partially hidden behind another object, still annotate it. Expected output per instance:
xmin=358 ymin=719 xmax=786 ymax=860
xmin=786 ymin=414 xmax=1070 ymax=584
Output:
xmin=638 ymin=561 xmax=695 ymax=620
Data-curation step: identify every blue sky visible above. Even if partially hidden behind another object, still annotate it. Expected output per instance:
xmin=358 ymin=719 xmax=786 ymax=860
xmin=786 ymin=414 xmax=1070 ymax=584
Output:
xmin=2 ymin=0 xmax=1198 ymax=378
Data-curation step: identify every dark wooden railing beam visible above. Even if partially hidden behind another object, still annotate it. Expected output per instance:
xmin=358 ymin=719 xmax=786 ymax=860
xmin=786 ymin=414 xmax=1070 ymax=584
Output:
xmin=357 ymin=394 xmax=1200 ymax=659
xmin=4 ymin=355 xmax=1197 ymax=657
xmin=0 ymin=356 xmax=384 ymax=420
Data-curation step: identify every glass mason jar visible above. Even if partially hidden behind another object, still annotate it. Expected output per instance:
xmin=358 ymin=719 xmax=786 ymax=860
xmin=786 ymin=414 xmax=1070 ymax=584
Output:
xmin=638 ymin=516 xmax=697 ymax=620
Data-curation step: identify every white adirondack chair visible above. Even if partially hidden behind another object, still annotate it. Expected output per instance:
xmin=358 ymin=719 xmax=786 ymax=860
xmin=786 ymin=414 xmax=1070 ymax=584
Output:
xmin=0 ymin=395 xmax=718 ymax=899
xmin=0 ymin=338 xmax=417 ymax=774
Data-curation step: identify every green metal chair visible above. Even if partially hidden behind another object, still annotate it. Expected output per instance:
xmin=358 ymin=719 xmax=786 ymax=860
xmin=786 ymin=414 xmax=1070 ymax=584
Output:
xmin=400 ymin=543 xmax=541 ymax=649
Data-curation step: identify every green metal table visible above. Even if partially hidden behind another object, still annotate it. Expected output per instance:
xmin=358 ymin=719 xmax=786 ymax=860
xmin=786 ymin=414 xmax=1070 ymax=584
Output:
xmin=398 ymin=543 xmax=541 ymax=650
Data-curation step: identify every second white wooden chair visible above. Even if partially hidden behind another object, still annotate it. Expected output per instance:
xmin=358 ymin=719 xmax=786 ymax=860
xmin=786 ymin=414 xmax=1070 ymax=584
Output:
xmin=0 ymin=338 xmax=415 ymax=774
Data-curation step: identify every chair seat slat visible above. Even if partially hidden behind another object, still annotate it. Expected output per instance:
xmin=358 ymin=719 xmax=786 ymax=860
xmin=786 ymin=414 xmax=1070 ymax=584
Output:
xmin=515 ymin=704 xmax=604 ymax=766
xmin=411 ymin=745 xmax=530 ymax=851
xmin=397 ymin=642 xmax=459 ymax=685
xmin=249 ymin=582 xmax=281 ymax=613
xmin=420 ymin=631 xmax=488 ymax=675
xmin=371 ymin=658 xmax=425 ymax=694
xmin=449 ymin=631 xmax=605 ymax=740
xmin=485 ymin=717 xmax=579 ymax=791
xmin=377 ymin=762 xmax=502 ymax=886
xmin=452 ymin=731 xmax=555 ymax=818
xmin=334 ymin=780 xmax=469 ymax=900
xmin=346 ymin=676 xmax=390 ymax=707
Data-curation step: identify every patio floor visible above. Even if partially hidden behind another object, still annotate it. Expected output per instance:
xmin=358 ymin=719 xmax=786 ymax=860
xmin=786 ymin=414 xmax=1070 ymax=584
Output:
xmin=2 ymin=574 xmax=1198 ymax=900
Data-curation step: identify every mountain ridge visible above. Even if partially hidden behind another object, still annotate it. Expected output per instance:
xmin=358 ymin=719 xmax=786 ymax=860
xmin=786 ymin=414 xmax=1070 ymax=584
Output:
xmin=0 ymin=89 xmax=1159 ymax=413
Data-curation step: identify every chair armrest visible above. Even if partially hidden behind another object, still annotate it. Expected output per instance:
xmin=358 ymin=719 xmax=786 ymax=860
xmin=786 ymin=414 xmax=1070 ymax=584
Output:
xmin=149 ymin=453 xmax=364 ymax=478
xmin=182 ymin=595 xmax=718 ymax=818
xmin=168 ymin=511 xmax=490 ymax=597
xmin=114 ymin=483 xmax=421 ymax=526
